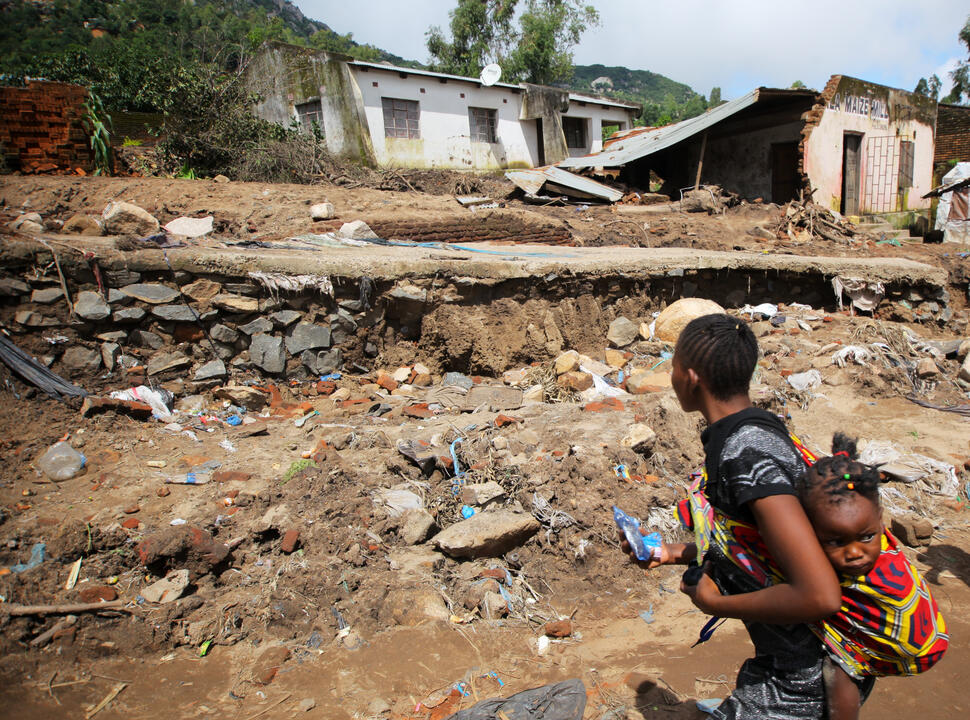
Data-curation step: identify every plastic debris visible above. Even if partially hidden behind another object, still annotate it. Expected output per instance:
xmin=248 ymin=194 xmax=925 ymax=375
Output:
xmin=786 ymin=369 xmax=822 ymax=392
xmin=373 ymin=487 xmax=424 ymax=517
xmin=10 ymin=542 xmax=46 ymax=573
xmin=461 ymin=505 xmax=476 ymax=519
xmin=109 ymin=386 xmax=174 ymax=421
xmin=832 ymin=345 xmax=871 ymax=367
xmin=166 ymin=473 xmax=212 ymax=485
xmin=740 ymin=303 xmax=778 ymax=319
xmin=0 ymin=333 xmax=86 ymax=401
xmin=697 ymin=698 xmax=724 ymax=715
xmin=36 ymin=441 xmax=86 ymax=481
xmin=613 ymin=506 xmax=661 ymax=562
xmin=445 ymin=678 xmax=586 ymax=720
xmin=639 ymin=604 xmax=655 ymax=624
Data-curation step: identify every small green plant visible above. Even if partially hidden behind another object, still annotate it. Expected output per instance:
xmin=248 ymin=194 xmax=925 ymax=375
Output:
xmin=175 ymin=163 xmax=197 ymax=179
xmin=281 ymin=459 xmax=316 ymax=484
xmin=82 ymin=91 xmax=112 ymax=175
xmin=121 ymin=136 xmax=143 ymax=147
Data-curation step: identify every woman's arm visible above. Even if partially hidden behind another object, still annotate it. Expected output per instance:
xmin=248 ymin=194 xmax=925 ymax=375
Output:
xmin=683 ymin=494 xmax=842 ymax=623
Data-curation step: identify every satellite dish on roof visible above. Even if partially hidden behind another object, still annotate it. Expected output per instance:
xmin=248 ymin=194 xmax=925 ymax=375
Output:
xmin=480 ymin=63 xmax=502 ymax=86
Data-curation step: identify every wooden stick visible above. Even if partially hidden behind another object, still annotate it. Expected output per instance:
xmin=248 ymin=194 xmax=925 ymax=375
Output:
xmin=30 ymin=615 xmax=77 ymax=647
xmin=3 ymin=600 xmax=128 ymax=616
xmin=694 ymin=131 xmax=708 ymax=191
xmin=242 ymin=693 xmax=292 ymax=720
xmin=85 ymin=682 xmax=126 ymax=719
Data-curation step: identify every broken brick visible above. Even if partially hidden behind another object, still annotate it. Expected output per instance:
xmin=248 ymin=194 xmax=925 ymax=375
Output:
xmin=338 ymin=397 xmax=371 ymax=409
xmin=122 ymin=517 xmax=140 ymax=530
xmin=404 ymin=403 xmax=434 ymax=419
xmin=80 ymin=396 xmax=153 ymax=419
xmin=316 ymin=380 xmax=337 ymax=396
xmin=156 ymin=487 xmax=171 ymax=497
xmin=212 ymin=471 xmax=252 ymax=484
xmin=557 ymin=371 xmax=593 ymax=392
xmin=494 ymin=414 xmax=522 ymax=427
xmin=123 ymin=505 xmax=140 ymax=514
xmin=252 ymin=645 xmax=290 ymax=685
xmin=478 ymin=568 xmax=507 ymax=582
xmin=583 ymin=397 xmax=624 ymax=412
xmin=77 ymin=585 xmax=118 ymax=603
xmin=281 ymin=528 xmax=301 ymax=554
xmin=544 ymin=619 xmax=573 ymax=637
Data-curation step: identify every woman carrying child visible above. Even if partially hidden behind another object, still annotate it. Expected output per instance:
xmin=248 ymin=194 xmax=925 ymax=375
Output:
xmin=621 ymin=314 xmax=945 ymax=719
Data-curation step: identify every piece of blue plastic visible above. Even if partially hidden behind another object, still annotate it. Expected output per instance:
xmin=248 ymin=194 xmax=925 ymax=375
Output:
xmin=10 ymin=542 xmax=46 ymax=573
xmin=612 ymin=506 xmax=661 ymax=562
xmin=225 ymin=414 xmax=242 ymax=426
xmin=320 ymin=373 xmax=342 ymax=381
xmin=461 ymin=505 xmax=476 ymax=519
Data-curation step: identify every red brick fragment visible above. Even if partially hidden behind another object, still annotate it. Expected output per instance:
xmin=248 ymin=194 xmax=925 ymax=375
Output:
xmin=122 ymin=517 xmax=140 ymax=529
xmin=544 ymin=619 xmax=573 ymax=637
xmin=212 ymin=471 xmax=252 ymax=484
xmin=404 ymin=403 xmax=434 ymax=419
xmin=77 ymin=585 xmax=118 ymax=603
xmin=281 ymin=528 xmax=300 ymax=553
xmin=494 ymin=414 xmax=522 ymax=427
xmin=80 ymin=396 xmax=153 ymax=419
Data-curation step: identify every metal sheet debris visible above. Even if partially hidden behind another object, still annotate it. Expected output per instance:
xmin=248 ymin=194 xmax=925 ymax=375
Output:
xmin=505 ymin=166 xmax=623 ymax=202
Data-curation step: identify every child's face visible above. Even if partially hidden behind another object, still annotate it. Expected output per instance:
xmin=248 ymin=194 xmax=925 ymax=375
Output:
xmin=805 ymin=489 xmax=883 ymax=578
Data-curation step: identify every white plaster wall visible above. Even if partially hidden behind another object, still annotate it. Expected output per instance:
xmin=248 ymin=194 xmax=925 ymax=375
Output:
xmin=805 ymin=106 xmax=934 ymax=213
xmin=351 ymin=68 xmax=537 ymax=169
xmin=563 ymin=101 xmax=634 ymax=155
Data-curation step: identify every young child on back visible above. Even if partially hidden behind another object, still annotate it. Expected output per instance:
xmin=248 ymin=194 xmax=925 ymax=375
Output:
xmin=798 ymin=434 xmax=948 ymax=720
xmin=623 ymin=313 xmax=845 ymax=718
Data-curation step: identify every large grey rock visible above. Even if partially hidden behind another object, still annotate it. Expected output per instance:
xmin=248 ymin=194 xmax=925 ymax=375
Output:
xmin=129 ymin=329 xmax=164 ymax=349
xmin=462 ymin=386 xmax=523 ymax=411
xmin=194 ymin=359 xmax=227 ymax=381
xmin=339 ymin=219 xmax=378 ymax=239
xmin=147 ymin=351 xmax=191 ymax=376
xmin=152 ymin=304 xmax=198 ymax=323
xmin=74 ymin=291 xmax=111 ymax=321
xmin=101 ymin=342 xmax=120 ymax=372
xmin=285 ymin=323 xmax=331 ymax=354
xmin=181 ymin=278 xmax=222 ymax=304
xmin=121 ymin=283 xmax=178 ymax=304
xmin=106 ymin=288 xmax=127 ymax=305
xmin=61 ymin=346 xmax=101 ymax=374
xmin=214 ymin=385 xmax=269 ymax=410
xmin=270 ymin=310 xmax=302 ymax=328
xmin=0 ymin=278 xmax=29 ymax=296
xmin=250 ymin=334 xmax=285 ymax=374
xmin=15 ymin=311 xmax=58 ymax=327
xmin=31 ymin=287 xmax=63 ymax=304
xmin=239 ymin=317 xmax=273 ymax=336
xmin=213 ymin=341 xmax=236 ymax=360
xmin=210 ymin=324 xmax=239 ymax=344
xmin=212 ymin=293 xmax=258 ymax=313
xmin=654 ymin=298 xmax=726 ymax=343
xmin=621 ymin=424 xmax=657 ymax=455
xmin=442 ymin=372 xmax=474 ymax=390
xmin=103 ymin=269 xmax=141 ymax=286
xmin=607 ymin=316 xmax=639 ymax=348
xmin=102 ymin=201 xmax=159 ymax=236
xmin=310 ymin=202 xmax=335 ymax=221
xmin=401 ymin=509 xmax=437 ymax=545
xmin=113 ymin=307 xmax=146 ymax=323
xmin=302 ymin=348 xmax=342 ymax=375
xmin=140 ymin=569 xmax=189 ymax=604
xmin=432 ymin=510 xmax=540 ymax=559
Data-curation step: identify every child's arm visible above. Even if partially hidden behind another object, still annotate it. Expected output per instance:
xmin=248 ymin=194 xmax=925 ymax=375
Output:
xmin=683 ymin=494 xmax=842 ymax=623
xmin=620 ymin=532 xmax=697 ymax=569
xmin=824 ymin=659 xmax=861 ymax=720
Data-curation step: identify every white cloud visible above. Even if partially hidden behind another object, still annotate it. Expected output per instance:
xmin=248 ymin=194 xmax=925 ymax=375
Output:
xmin=297 ymin=1 xmax=968 ymax=98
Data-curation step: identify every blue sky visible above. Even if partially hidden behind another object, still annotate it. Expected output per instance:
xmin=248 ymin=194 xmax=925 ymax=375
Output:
xmin=297 ymin=0 xmax=968 ymax=100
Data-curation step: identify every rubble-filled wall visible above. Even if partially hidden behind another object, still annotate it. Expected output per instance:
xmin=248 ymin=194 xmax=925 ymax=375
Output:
xmin=0 ymin=80 xmax=94 ymax=173
xmin=246 ymin=42 xmax=376 ymax=165
xmin=803 ymin=75 xmax=937 ymax=214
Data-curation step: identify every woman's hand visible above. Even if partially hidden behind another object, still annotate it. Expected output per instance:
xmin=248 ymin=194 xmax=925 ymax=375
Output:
xmin=680 ymin=563 xmax=723 ymax=614
xmin=619 ymin=530 xmax=696 ymax=571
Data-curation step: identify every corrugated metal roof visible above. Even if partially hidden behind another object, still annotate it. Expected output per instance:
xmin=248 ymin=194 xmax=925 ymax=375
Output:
xmin=559 ymin=88 xmax=816 ymax=169
xmin=505 ymin=166 xmax=624 ymax=202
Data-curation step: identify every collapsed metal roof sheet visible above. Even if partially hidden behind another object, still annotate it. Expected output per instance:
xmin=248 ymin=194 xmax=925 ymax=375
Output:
xmin=505 ymin=166 xmax=624 ymax=202
xmin=559 ymin=87 xmax=817 ymax=169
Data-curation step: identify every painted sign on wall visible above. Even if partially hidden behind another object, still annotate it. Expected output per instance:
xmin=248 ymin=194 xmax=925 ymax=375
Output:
xmin=827 ymin=93 xmax=890 ymax=120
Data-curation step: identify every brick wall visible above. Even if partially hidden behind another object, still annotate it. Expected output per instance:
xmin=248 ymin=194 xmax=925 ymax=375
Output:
xmin=0 ymin=80 xmax=95 ymax=173
xmin=935 ymin=103 xmax=970 ymax=165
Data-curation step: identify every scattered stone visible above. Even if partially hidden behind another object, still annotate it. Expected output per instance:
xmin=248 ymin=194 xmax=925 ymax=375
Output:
xmin=193 ymin=359 xmax=227 ymax=381
xmin=463 ymin=385 xmax=523 ymax=411
xmin=181 ymin=278 xmax=223 ymax=303
xmin=622 ymin=424 xmax=657 ymax=455
xmin=503 ymin=368 xmax=529 ymax=386
xmin=481 ymin=591 xmax=509 ymax=619
xmin=298 ymin=699 xmax=316 ymax=713
xmin=250 ymin=334 xmax=285 ymax=374
xmin=152 ymin=305 xmax=198 ymax=323
xmin=386 ymin=547 xmax=446 ymax=580
xmin=557 ymin=371 xmax=593 ymax=392
xmin=207 ymin=324 xmax=237 ymax=345
xmin=302 ymin=348 xmax=342 ymax=375
xmin=97 ymin=330 xmax=127 ymax=342
xmin=638 ymin=321 xmax=652 ymax=340
xmin=285 ymin=323 xmax=332 ymax=354
xmin=164 ymin=215 xmax=213 ymax=238
xmin=891 ymin=515 xmax=935 ymax=548
xmin=957 ymin=339 xmax=970 ymax=361
xmin=214 ymin=174 xmax=229 ymax=183
xmin=215 ymin=385 xmax=269 ymax=410
xmin=15 ymin=311 xmax=58 ymax=327
xmin=280 ymin=528 xmax=301 ymax=553
xmin=607 ymin=316 xmax=639 ymax=348
xmin=555 ymin=350 xmax=581 ymax=375
xmin=544 ymin=619 xmax=573 ymax=637
xmin=339 ymin=219 xmax=378 ymax=239
xmin=103 ymin=268 xmax=141 ymax=286
xmin=442 ymin=372 xmax=474 ymax=390
xmin=252 ymin=646 xmax=290 ymax=685
xmin=101 ymin=342 xmax=120 ymax=372
xmin=73 ymin=291 xmax=111 ymax=321
xmin=121 ymin=283 xmax=178 ymax=304
xmin=113 ymin=307 xmax=146 ymax=323
xmin=129 ymin=329 xmax=164 ymax=349
xmin=62 ymin=213 xmax=103 ymax=236
xmin=747 ymin=225 xmax=776 ymax=240
xmin=31 ymin=287 xmax=63 ymax=304
xmin=412 ymin=371 xmax=432 ymax=386
xmin=61 ymin=346 xmax=101 ymax=374
xmin=270 ymin=310 xmax=302 ymax=328
xmin=9 ymin=213 xmax=44 ymax=233
xmin=654 ymin=298 xmax=726 ymax=342
xmin=212 ymin=293 xmax=258 ymax=313
xmin=140 ymin=569 xmax=190 ymax=604
xmin=238 ymin=317 xmax=273 ymax=336
xmin=960 ymin=353 xmax=970 ymax=383
xmin=310 ymin=202 xmax=335 ymax=220
xmin=605 ymin=348 xmax=629 ymax=369
xmin=147 ymin=351 xmax=192 ymax=376
xmin=916 ymin=358 xmax=940 ymax=379
xmin=627 ymin=371 xmax=672 ymax=394
xmin=461 ymin=481 xmax=506 ymax=507
xmin=433 ymin=510 xmax=541 ymax=559
xmin=0 ymin=278 xmax=29 ymax=296
xmin=80 ymin=396 xmax=152 ymax=418
xmin=401 ymin=509 xmax=436 ymax=545
xmin=523 ymin=384 xmax=544 ymax=402
xmin=578 ymin=355 xmax=613 ymax=377
xmin=392 ymin=366 xmax=412 ymax=383
xmin=102 ymin=201 xmax=160 ymax=236
xmin=77 ymin=585 xmax=118 ymax=603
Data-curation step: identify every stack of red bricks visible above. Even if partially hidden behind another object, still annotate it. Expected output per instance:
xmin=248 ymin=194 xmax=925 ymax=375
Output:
xmin=0 ymin=80 xmax=94 ymax=173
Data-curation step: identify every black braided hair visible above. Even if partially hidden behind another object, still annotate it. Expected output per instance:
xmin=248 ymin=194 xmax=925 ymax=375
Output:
xmin=799 ymin=432 xmax=884 ymax=505
xmin=674 ymin=313 xmax=758 ymax=400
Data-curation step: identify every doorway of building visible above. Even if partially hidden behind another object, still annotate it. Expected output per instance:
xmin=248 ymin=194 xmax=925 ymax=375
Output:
xmin=770 ymin=142 xmax=800 ymax=203
xmin=841 ymin=133 xmax=862 ymax=215
xmin=535 ymin=119 xmax=545 ymax=166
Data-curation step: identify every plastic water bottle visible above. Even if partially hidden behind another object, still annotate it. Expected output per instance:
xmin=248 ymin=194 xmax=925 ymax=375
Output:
xmin=36 ymin=441 xmax=86 ymax=481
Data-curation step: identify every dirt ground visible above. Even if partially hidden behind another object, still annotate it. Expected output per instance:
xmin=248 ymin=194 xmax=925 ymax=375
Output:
xmin=0 ymin=171 xmax=969 ymax=720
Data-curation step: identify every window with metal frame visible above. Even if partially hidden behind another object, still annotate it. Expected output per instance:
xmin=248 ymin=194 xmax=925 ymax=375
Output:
xmin=468 ymin=107 xmax=497 ymax=143
xmin=382 ymin=98 xmax=420 ymax=139
xmin=898 ymin=140 xmax=915 ymax=189
xmin=295 ymin=100 xmax=324 ymax=137
xmin=562 ymin=117 xmax=588 ymax=149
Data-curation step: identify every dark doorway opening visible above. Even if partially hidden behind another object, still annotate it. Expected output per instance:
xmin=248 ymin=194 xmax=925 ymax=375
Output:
xmin=770 ymin=141 xmax=800 ymax=203
xmin=841 ymin=133 xmax=862 ymax=215
xmin=535 ymin=118 xmax=545 ymax=166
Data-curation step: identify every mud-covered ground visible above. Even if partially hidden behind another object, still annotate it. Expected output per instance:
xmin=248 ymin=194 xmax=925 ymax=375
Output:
xmin=0 ymin=172 xmax=968 ymax=719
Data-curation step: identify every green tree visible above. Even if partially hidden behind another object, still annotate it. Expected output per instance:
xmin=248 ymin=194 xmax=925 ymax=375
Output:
xmin=914 ymin=74 xmax=942 ymax=100
xmin=709 ymin=87 xmax=722 ymax=106
xmin=942 ymin=15 xmax=970 ymax=104
xmin=790 ymin=80 xmax=806 ymax=89
xmin=426 ymin=0 xmax=599 ymax=85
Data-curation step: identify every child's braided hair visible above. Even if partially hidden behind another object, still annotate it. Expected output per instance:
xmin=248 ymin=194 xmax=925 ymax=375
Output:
xmin=675 ymin=313 xmax=758 ymax=400
xmin=800 ymin=432 xmax=884 ymax=505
